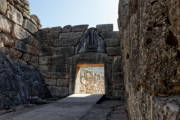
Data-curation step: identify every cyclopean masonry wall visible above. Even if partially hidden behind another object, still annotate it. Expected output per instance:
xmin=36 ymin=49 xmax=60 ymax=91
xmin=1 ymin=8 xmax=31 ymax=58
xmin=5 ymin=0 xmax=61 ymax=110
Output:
xmin=118 ymin=0 xmax=180 ymax=119
xmin=36 ymin=24 xmax=125 ymax=99
xmin=0 ymin=0 xmax=41 ymax=67
xmin=0 ymin=0 xmax=50 ymax=110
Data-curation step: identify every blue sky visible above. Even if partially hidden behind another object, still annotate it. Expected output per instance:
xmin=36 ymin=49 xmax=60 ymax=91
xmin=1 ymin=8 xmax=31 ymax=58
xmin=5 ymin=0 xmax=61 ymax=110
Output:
xmin=29 ymin=0 xmax=119 ymax=30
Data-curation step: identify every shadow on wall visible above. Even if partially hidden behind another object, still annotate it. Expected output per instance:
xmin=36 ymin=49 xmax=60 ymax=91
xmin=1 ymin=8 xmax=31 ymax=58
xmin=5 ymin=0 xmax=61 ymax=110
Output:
xmin=0 ymin=52 xmax=51 ymax=110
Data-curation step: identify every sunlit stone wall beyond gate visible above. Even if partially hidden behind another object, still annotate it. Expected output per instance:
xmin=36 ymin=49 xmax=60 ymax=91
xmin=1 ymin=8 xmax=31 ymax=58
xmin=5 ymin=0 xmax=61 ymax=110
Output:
xmin=75 ymin=68 xmax=105 ymax=94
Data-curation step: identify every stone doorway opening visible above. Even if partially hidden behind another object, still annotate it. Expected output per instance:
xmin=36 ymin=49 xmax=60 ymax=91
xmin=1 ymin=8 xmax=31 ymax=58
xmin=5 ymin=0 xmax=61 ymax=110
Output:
xmin=74 ymin=64 xmax=105 ymax=94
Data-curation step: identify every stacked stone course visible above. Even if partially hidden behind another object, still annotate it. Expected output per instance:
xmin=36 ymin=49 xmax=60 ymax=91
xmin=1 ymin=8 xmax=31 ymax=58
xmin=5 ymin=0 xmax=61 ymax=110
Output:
xmin=36 ymin=24 xmax=124 ymax=99
xmin=118 ymin=0 xmax=180 ymax=119
xmin=0 ymin=0 xmax=41 ymax=67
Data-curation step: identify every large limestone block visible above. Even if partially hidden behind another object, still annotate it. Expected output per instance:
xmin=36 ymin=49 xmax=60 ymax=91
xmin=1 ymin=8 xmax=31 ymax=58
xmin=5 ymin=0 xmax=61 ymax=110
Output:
xmin=45 ymin=78 xmax=57 ymax=86
xmin=22 ymin=53 xmax=31 ymax=62
xmin=15 ymin=40 xmax=26 ymax=52
xmin=112 ymin=72 xmax=124 ymax=84
xmin=7 ymin=4 xmax=23 ymax=25
xmin=48 ymin=86 xmax=69 ymax=97
xmin=56 ymin=64 xmax=69 ymax=73
xmin=59 ymin=32 xmax=83 ymax=40
xmin=0 ymin=0 xmax=7 ymax=15
xmin=55 ymin=47 xmax=74 ymax=57
xmin=105 ymin=38 xmax=120 ymax=47
xmin=57 ymin=32 xmax=83 ymax=46
xmin=39 ymin=65 xmax=49 ymax=71
xmin=12 ymin=24 xmax=30 ymax=39
xmin=30 ymin=55 xmax=38 ymax=65
xmin=50 ymin=55 xmax=66 ymax=65
xmin=0 ymin=34 xmax=15 ymax=47
xmin=96 ymin=24 xmax=113 ymax=32
xmin=72 ymin=25 xmax=88 ymax=32
xmin=101 ymin=31 xmax=120 ymax=39
xmin=107 ymin=47 xmax=121 ymax=56
xmin=39 ymin=56 xmax=51 ymax=65
xmin=62 ymin=25 xmax=72 ymax=33
xmin=39 ymin=47 xmax=53 ymax=56
xmin=27 ymin=44 xmax=39 ymax=55
xmin=0 ymin=46 xmax=9 ymax=55
xmin=56 ymin=79 xmax=69 ymax=87
xmin=23 ymin=19 xmax=38 ymax=33
xmin=0 ymin=15 xmax=12 ymax=33
xmin=9 ymin=48 xmax=23 ymax=59
xmin=112 ymin=56 xmax=122 ymax=72
xmin=30 ymin=15 xmax=41 ymax=29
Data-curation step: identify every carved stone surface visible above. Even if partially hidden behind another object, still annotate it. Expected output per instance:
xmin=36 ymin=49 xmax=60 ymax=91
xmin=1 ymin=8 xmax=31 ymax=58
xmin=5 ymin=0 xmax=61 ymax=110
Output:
xmin=75 ymin=28 xmax=106 ymax=54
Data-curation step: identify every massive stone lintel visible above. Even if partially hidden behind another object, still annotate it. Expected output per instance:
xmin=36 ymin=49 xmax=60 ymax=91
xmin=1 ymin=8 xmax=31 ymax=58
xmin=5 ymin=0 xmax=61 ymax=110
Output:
xmin=75 ymin=28 xmax=106 ymax=54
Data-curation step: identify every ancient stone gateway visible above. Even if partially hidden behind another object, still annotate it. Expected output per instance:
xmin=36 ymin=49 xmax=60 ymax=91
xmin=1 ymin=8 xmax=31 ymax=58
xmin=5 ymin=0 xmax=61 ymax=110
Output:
xmin=37 ymin=24 xmax=124 ymax=99
xmin=69 ymin=53 xmax=112 ymax=97
xmin=0 ymin=0 xmax=179 ymax=119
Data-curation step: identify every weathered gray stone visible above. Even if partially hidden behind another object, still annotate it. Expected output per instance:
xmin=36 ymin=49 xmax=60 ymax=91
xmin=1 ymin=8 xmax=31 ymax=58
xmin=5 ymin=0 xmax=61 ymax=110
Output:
xmin=62 ymin=25 xmax=72 ymax=33
xmin=30 ymin=15 xmax=41 ymax=29
xmin=45 ymin=78 xmax=57 ymax=86
xmin=0 ymin=0 xmax=7 ymax=15
xmin=27 ymin=44 xmax=39 ymax=55
xmin=7 ymin=4 xmax=23 ymax=25
xmin=101 ymin=31 xmax=120 ymax=39
xmin=153 ymin=97 xmax=180 ymax=120
xmin=21 ymin=36 xmax=34 ymax=45
xmin=22 ymin=53 xmax=31 ymax=62
xmin=0 ymin=15 xmax=12 ymax=33
xmin=50 ymin=55 xmax=65 ymax=65
xmin=0 ymin=46 xmax=9 ymax=55
xmin=56 ymin=64 xmax=68 ymax=73
xmin=23 ymin=19 xmax=38 ymax=33
xmin=112 ymin=56 xmax=122 ymax=72
xmin=107 ymin=47 xmax=121 ymax=56
xmin=9 ymin=48 xmax=23 ymax=59
xmin=72 ymin=25 xmax=89 ymax=32
xmin=39 ymin=65 xmax=49 ymax=71
xmin=47 ymin=86 xmax=69 ymax=97
xmin=0 ymin=34 xmax=14 ymax=47
xmin=23 ymin=10 xmax=31 ymax=19
xmin=96 ymin=24 xmax=113 ymax=32
xmin=50 ymin=26 xmax=62 ymax=33
xmin=29 ymin=55 xmax=38 ymax=66
xmin=12 ymin=24 xmax=31 ymax=39
xmin=39 ymin=56 xmax=50 ymax=65
xmin=15 ymin=40 xmax=27 ymax=52
xmin=39 ymin=47 xmax=53 ymax=56
xmin=0 ymin=52 xmax=50 ymax=109
xmin=57 ymin=32 xmax=83 ymax=46
xmin=118 ymin=0 xmax=180 ymax=119
xmin=54 ymin=47 xmax=74 ymax=57
xmin=112 ymin=72 xmax=123 ymax=83
xmin=56 ymin=79 xmax=69 ymax=87
xmin=105 ymin=38 xmax=120 ymax=47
